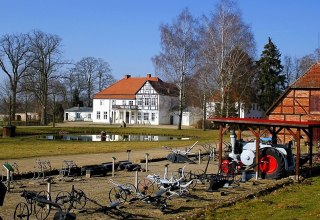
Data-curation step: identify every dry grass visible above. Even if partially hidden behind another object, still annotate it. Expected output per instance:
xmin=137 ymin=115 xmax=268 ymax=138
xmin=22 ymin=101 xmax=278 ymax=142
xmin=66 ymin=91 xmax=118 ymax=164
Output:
xmin=0 ymin=156 xmax=292 ymax=220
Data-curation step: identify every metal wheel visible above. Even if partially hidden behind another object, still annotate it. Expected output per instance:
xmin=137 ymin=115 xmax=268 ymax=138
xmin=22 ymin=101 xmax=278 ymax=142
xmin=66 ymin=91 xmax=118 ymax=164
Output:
xmin=137 ymin=179 xmax=154 ymax=196
xmin=109 ymin=187 xmax=127 ymax=204
xmin=71 ymin=189 xmax=87 ymax=210
xmin=122 ymin=183 xmax=137 ymax=202
xmin=14 ymin=202 xmax=30 ymax=220
xmin=55 ymin=191 xmax=71 ymax=212
xmin=34 ymin=191 xmax=51 ymax=220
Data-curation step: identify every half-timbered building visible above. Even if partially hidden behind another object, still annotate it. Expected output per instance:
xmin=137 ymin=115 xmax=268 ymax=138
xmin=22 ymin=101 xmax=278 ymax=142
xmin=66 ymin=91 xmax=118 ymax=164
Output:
xmin=92 ymin=74 xmax=178 ymax=125
xmin=267 ymin=63 xmax=320 ymax=144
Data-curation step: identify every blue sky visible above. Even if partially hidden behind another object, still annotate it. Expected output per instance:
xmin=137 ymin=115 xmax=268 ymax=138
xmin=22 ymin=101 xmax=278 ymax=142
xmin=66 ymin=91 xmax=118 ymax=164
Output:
xmin=0 ymin=0 xmax=319 ymax=80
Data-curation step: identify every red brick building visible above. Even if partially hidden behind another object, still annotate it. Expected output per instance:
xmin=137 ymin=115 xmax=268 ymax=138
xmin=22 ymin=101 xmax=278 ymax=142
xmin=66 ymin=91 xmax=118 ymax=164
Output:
xmin=267 ymin=63 xmax=320 ymax=144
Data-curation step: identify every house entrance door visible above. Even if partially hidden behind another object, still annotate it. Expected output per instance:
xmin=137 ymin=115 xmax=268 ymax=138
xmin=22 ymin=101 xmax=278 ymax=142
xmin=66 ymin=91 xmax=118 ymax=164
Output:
xmin=126 ymin=112 xmax=130 ymax=123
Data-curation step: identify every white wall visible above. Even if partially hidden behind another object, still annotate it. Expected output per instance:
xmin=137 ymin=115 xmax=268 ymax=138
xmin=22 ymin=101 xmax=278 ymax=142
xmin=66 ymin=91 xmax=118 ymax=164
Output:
xmin=65 ymin=112 xmax=92 ymax=121
xmin=240 ymin=103 xmax=264 ymax=119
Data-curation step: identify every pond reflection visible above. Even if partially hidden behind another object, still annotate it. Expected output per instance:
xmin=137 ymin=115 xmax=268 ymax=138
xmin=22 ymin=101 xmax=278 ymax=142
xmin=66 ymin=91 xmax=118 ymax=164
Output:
xmin=39 ymin=134 xmax=190 ymax=142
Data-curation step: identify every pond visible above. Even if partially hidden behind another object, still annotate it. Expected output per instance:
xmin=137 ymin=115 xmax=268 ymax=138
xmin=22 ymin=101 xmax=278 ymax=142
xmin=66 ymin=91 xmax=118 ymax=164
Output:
xmin=39 ymin=134 xmax=191 ymax=142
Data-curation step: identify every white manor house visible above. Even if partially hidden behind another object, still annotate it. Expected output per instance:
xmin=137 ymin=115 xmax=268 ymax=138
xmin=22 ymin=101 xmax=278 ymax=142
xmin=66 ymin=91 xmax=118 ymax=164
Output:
xmin=92 ymin=74 xmax=179 ymax=125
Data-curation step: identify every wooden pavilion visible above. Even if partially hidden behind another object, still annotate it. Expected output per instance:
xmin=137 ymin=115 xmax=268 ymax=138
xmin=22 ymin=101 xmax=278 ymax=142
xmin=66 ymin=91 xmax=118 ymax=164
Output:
xmin=209 ymin=117 xmax=320 ymax=180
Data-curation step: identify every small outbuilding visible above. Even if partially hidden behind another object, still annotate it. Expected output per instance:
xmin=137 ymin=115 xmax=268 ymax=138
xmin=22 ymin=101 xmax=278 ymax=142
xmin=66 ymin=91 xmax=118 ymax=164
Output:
xmin=64 ymin=107 xmax=93 ymax=122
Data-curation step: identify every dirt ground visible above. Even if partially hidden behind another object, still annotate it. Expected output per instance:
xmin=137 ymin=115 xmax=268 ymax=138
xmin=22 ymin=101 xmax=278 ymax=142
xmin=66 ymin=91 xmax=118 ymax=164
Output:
xmin=0 ymin=145 xmax=293 ymax=220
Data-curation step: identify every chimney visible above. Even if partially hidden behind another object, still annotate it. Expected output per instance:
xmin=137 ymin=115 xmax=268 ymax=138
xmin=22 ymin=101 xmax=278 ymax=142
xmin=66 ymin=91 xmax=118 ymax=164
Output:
xmin=146 ymin=73 xmax=151 ymax=78
xmin=124 ymin=74 xmax=131 ymax=79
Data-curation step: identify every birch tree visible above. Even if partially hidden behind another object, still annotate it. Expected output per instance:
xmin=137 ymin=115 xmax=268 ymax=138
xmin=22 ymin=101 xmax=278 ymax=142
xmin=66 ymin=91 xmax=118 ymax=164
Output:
xmin=152 ymin=8 xmax=199 ymax=130
xmin=199 ymin=0 xmax=256 ymax=117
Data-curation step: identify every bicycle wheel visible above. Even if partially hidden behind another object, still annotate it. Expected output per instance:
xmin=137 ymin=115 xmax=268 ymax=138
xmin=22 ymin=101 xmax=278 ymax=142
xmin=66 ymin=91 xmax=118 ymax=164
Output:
xmin=109 ymin=187 xmax=127 ymax=204
xmin=122 ymin=183 xmax=137 ymax=202
xmin=14 ymin=202 xmax=30 ymax=220
xmin=55 ymin=191 xmax=71 ymax=212
xmin=34 ymin=191 xmax=51 ymax=220
xmin=137 ymin=179 xmax=154 ymax=196
xmin=72 ymin=189 xmax=87 ymax=210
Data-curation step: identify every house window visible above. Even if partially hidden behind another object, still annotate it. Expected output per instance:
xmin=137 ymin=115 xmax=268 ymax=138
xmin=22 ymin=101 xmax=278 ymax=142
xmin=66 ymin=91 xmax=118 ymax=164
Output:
xmin=104 ymin=111 xmax=108 ymax=119
xmin=310 ymin=95 xmax=320 ymax=112
xmin=151 ymin=113 xmax=155 ymax=121
xmin=129 ymin=101 xmax=133 ymax=105
xmin=112 ymin=100 xmax=116 ymax=105
xmin=97 ymin=111 xmax=101 ymax=119
xmin=144 ymin=113 xmax=149 ymax=120
xmin=122 ymin=100 xmax=126 ymax=105
xmin=88 ymin=114 xmax=91 ymax=119
xmin=137 ymin=98 xmax=143 ymax=106
xmin=151 ymin=98 xmax=156 ymax=106
xmin=137 ymin=112 xmax=141 ymax=120
xmin=131 ymin=112 xmax=135 ymax=120
xmin=100 ymin=100 xmax=103 ymax=105
xmin=144 ymin=98 xmax=149 ymax=106
xmin=76 ymin=113 xmax=80 ymax=119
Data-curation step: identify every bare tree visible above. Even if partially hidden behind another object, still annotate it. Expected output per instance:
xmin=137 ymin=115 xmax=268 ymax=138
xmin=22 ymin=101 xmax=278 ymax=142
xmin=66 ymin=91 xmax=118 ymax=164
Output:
xmin=48 ymin=79 xmax=66 ymax=127
xmin=152 ymin=8 xmax=200 ymax=130
xmin=96 ymin=58 xmax=114 ymax=91
xmin=199 ymin=0 xmax=256 ymax=117
xmin=72 ymin=57 xmax=114 ymax=107
xmin=72 ymin=57 xmax=96 ymax=107
xmin=0 ymin=33 xmax=33 ymax=121
xmin=282 ymin=55 xmax=294 ymax=87
xmin=26 ymin=30 xmax=64 ymax=125
xmin=298 ymin=54 xmax=317 ymax=75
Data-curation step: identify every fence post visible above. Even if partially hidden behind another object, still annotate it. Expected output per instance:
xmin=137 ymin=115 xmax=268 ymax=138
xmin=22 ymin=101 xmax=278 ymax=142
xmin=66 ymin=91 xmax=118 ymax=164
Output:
xmin=164 ymin=164 xmax=169 ymax=179
xmin=127 ymin=150 xmax=131 ymax=161
xmin=145 ymin=153 xmax=149 ymax=172
xmin=135 ymin=170 xmax=138 ymax=189
xmin=112 ymin=157 xmax=116 ymax=177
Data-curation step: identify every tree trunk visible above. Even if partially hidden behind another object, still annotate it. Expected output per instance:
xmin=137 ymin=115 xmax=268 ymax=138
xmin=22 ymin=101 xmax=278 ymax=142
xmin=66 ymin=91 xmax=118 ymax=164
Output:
xmin=202 ymin=93 xmax=206 ymax=131
xmin=178 ymin=88 xmax=183 ymax=130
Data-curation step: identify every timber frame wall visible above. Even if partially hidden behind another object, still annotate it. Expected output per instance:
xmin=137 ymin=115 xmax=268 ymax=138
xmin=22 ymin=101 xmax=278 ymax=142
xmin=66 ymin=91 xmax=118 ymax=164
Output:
xmin=267 ymin=63 xmax=320 ymax=144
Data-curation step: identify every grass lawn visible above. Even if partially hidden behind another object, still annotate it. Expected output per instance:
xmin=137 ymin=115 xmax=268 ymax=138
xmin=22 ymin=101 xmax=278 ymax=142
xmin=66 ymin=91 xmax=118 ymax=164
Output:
xmin=2 ymin=125 xmax=320 ymax=220
xmin=0 ymin=126 xmax=220 ymax=159
xmin=194 ymin=175 xmax=320 ymax=220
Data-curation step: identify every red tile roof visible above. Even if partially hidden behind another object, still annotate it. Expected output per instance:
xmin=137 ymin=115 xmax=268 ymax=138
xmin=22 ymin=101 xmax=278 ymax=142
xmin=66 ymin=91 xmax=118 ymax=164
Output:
xmin=266 ymin=62 xmax=320 ymax=115
xmin=94 ymin=74 xmax=177 ymax=99
xmin=291 ymin=63 xmax=320 ymax=88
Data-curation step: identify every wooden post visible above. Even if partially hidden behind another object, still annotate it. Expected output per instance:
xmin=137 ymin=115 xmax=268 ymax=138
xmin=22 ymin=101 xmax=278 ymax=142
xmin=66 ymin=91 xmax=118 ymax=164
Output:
xmin=135 ymin=170 xmax=138 ymax=189
xmin=145 ymin=153 xmax=149 ymax=172
xmin=248 ymin=127 xmax=260 ymax=180
xmin=288 ymin=128 xmax=301 ymax=180
xmin=309 ymin=128 xmax=313 ymax=177
xmin=112 ymin=157 xmax=116 ymax=177
xmin=127 ymin=150 xmax=131 ymax=161
xmin=296 ymin=129 xmax=301 ymax=180
xmin=255 ymin=129 xmax=260 ymax=180
xmin=218 ymin=125 xmax=223 ymax=166
xmin=164 ymin=164 xmax=169 ymax=179
xmin=198 ymin=149 xmax=201 ymax=165
xmin=237 ymin=128 xmax=242 ymax=140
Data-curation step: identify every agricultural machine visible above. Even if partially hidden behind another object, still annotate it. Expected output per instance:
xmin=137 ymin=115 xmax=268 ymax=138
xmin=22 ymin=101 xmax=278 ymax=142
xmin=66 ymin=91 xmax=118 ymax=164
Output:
xmin=221 ymin=133 xmax=308 ymax=179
